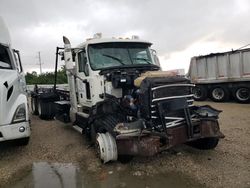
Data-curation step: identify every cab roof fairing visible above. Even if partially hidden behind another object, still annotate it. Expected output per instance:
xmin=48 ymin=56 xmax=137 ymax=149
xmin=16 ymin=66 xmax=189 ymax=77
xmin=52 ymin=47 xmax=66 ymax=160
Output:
xmin=75 ymin=38 xmax=153 ymax=50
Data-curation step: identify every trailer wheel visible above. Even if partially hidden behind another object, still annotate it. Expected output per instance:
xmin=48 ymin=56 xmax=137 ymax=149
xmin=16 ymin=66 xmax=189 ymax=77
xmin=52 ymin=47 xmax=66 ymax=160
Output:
xmin=37 ymin=100 xmax=49 ymax=119
xmin=96 ymin=132 xmax=118 ymax=163
xmin=234 ymin=87 xmax=250 ymax=103
xmin=188 ymin=137 xmax=219 ymax=150
xmin=31 ymin=97 xmax=38 ymax=115
xmin=210 ymin=86 xmax=229 ymax=102
xmin=192 ymin=85 xmax=207 ymax=101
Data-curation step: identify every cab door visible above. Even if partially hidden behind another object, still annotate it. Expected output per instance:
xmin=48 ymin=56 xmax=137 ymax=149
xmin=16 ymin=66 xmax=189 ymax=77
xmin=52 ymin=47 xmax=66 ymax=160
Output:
xmin=76 ymin=49 xmax=92 ymax=107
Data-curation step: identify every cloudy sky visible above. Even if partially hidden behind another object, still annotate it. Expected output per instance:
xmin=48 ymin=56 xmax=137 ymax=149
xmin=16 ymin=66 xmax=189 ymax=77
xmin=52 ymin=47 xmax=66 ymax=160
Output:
xmin=1 ymin=0 xmax=250 ymax=73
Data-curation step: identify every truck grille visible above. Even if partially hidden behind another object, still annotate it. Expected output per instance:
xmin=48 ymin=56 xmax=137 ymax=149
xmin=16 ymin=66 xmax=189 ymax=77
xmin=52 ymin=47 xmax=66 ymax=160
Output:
xmin=139 ymin=76 xmax=194 ymax=131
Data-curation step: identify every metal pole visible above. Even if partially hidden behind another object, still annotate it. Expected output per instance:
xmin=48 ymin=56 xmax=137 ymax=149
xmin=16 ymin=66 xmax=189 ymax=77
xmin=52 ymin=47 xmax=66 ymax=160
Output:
xmin=54 ymin=47 xmax=59 ymax=91
xmin=38 ymin=51 xmax=42 ymax=74
xmin=54 ymin=47 xmax=64 ymax=91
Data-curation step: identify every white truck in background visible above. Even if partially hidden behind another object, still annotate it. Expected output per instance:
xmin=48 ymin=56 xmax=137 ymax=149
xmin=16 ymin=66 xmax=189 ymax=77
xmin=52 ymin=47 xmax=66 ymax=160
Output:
xmin=189 ymin=48 xmax=250 ymax=103
xmin=0 ymin=17 xmax=30 ymax=145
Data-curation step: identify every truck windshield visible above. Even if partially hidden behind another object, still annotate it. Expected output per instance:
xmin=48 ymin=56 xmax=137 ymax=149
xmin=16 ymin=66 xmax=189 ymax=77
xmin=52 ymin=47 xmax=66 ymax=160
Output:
xmin=0 ymin=44 xmax=11 ymax=69
xmin=88 ymin=42 xmax=153 ymax=70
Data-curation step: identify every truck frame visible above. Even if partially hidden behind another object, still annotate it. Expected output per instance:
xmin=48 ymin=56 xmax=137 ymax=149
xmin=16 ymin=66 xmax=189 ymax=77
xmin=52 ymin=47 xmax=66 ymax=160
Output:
xmin=31 ymin=34 xmax=224 ymax=163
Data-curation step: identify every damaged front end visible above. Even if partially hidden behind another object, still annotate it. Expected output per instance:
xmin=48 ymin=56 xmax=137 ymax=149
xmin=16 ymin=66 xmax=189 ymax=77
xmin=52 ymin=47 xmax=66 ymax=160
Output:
xmin=112 ymin=76 xmax=224 ymax=157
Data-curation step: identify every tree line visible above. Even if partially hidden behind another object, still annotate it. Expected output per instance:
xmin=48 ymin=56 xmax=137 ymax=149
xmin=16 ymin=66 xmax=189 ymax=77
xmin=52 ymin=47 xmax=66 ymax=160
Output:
xmin=25 ymin=66 xmax=67 ymax=85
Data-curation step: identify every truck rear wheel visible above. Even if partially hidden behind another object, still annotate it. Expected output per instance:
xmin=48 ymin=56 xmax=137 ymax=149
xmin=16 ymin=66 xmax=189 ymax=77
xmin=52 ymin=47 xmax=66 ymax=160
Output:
xmin=188 ymin=137 xmax=219 ymax=150
xmin=192 ymin=85 xmax=207 ymax=101
xmin=234 ymin=87 xmax=250 ymax=103
xmin=210 ymin=86 xmax=229 ymax=102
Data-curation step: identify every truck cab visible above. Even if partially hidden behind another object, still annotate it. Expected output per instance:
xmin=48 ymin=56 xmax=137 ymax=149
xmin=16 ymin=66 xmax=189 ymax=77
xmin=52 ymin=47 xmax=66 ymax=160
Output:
xmin=0 ymin=17 xmax=30 ymax=145
xmin=73 ymin=36 xmax=160 ymax=111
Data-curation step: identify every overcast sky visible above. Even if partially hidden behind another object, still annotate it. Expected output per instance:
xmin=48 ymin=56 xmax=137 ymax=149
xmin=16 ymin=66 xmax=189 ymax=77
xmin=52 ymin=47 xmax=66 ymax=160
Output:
xmin=1 ymin=0 xmax=250 ymax=73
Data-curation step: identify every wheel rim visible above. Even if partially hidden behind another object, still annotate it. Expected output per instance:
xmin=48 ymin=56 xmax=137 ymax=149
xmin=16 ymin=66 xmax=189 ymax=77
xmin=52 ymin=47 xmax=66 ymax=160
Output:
xmin=236 ymin=88 xmax=250 ymax=101
xmin=193 ymin=88 xmax=202 ymax=99
xmin=96 ymin=132 xmax=117 ymax=163
xmin=212 ymin=88 xmax=224 ymax=100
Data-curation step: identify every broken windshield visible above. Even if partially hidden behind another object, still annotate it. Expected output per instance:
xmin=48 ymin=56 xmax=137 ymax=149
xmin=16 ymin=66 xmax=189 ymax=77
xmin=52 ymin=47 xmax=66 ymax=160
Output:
xmin=0 ymin=44 xmax=11 ymax=69
xmin=88 ymin=42 xmax=153 ymax=70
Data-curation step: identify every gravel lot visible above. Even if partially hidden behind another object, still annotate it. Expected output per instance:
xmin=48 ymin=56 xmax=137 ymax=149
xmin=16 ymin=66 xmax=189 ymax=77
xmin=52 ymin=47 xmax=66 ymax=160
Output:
xmin=0 ymin=101 xmax=249 ymax=188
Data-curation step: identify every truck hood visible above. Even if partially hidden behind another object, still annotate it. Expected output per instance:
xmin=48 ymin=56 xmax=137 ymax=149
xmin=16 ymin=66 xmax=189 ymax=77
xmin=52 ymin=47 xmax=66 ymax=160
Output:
xmin=0 ymin=69 xmax=18 ymax=86
xmin=0 ymin=69 xmax=19 ymax=125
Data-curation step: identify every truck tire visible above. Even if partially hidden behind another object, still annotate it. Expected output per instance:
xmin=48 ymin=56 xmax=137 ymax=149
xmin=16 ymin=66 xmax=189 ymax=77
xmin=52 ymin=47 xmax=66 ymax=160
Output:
xmin=188 ymin=137 xmax=219 ymax=150
xmin=234 ymin=87 xmax=250 ymax=103
xmin=31 ymin=97 xmax=38 ymax=115
xmin=192 ymin=85 xmax=207 ymax=101
xmin=38 ymin=100 xmax=55 ymax=120
xmin=37 ymin=101 xmax=44 ymax=119
xmin=15 ymin=137 xmax=30 ymax=146
xmin=210 ymin=86 xmax=229 ymax=102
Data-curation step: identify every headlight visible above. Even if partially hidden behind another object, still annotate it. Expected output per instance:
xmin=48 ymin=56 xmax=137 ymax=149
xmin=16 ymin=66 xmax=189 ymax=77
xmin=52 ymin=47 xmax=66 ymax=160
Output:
xmin=12 ymin=103 xmax=26 ymax=123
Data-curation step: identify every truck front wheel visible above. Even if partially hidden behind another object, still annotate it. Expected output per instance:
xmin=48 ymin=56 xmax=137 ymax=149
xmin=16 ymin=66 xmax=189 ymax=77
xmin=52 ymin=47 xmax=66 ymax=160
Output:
xmin=188 ymin=137 xmax=219 ymax=150
xmin=95 ymin=132 xmax=118 ymax=163
xmin=210 ymin=86 xmax=229 ymax=102
xmin=234 ymin=87 xmax=250 ymax=103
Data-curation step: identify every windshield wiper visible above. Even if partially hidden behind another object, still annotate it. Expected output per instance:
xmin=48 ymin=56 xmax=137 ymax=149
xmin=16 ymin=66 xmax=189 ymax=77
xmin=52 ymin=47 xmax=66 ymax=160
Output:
xmin=102 ymin=54 xmax=125 ymax=65
xmin=133 ymin=57 xmax=151 ymax=64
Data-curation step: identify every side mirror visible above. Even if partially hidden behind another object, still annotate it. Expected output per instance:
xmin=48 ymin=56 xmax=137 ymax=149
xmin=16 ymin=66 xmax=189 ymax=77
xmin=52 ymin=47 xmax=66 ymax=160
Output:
xmin=151 ymin=49 xmax=161 ymax=68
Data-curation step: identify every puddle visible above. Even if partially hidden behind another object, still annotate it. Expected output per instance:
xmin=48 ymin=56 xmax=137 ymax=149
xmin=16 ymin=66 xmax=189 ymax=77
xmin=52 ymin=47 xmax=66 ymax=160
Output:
xmin=11 ymin=162 xmax=203 ymax=188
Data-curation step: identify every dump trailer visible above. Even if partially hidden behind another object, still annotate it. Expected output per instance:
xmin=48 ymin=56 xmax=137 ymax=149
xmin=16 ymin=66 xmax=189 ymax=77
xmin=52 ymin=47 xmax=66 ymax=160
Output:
xmin=31 ymin=34 xmax=224 ymax=163
xmin=0 ymin=17 xmax=30 ymax=145
xmin=189 ymin=48 xmax=250 ymax=103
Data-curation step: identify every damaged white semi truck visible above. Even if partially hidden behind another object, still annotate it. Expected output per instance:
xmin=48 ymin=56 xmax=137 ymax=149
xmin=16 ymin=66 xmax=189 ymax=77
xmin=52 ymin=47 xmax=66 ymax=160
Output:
xmin=0 ymin=17 xmax=30 ymax=145
xmin=31 ymin=34 xmax=224 ymax=163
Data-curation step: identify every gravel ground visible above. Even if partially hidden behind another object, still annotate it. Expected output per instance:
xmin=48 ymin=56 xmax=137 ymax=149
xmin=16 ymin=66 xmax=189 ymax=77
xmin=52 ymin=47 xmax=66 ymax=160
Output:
xmin=0 ymin=101 xmax=249 ymax=188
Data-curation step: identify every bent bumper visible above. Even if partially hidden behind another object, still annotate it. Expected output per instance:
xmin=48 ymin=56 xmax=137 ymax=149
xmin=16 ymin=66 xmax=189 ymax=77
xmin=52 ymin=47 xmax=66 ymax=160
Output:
xmin=0 ymin=121 xmax=30 ymax=142
xmin=116 ymin=119 xmax=224 ymax=156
